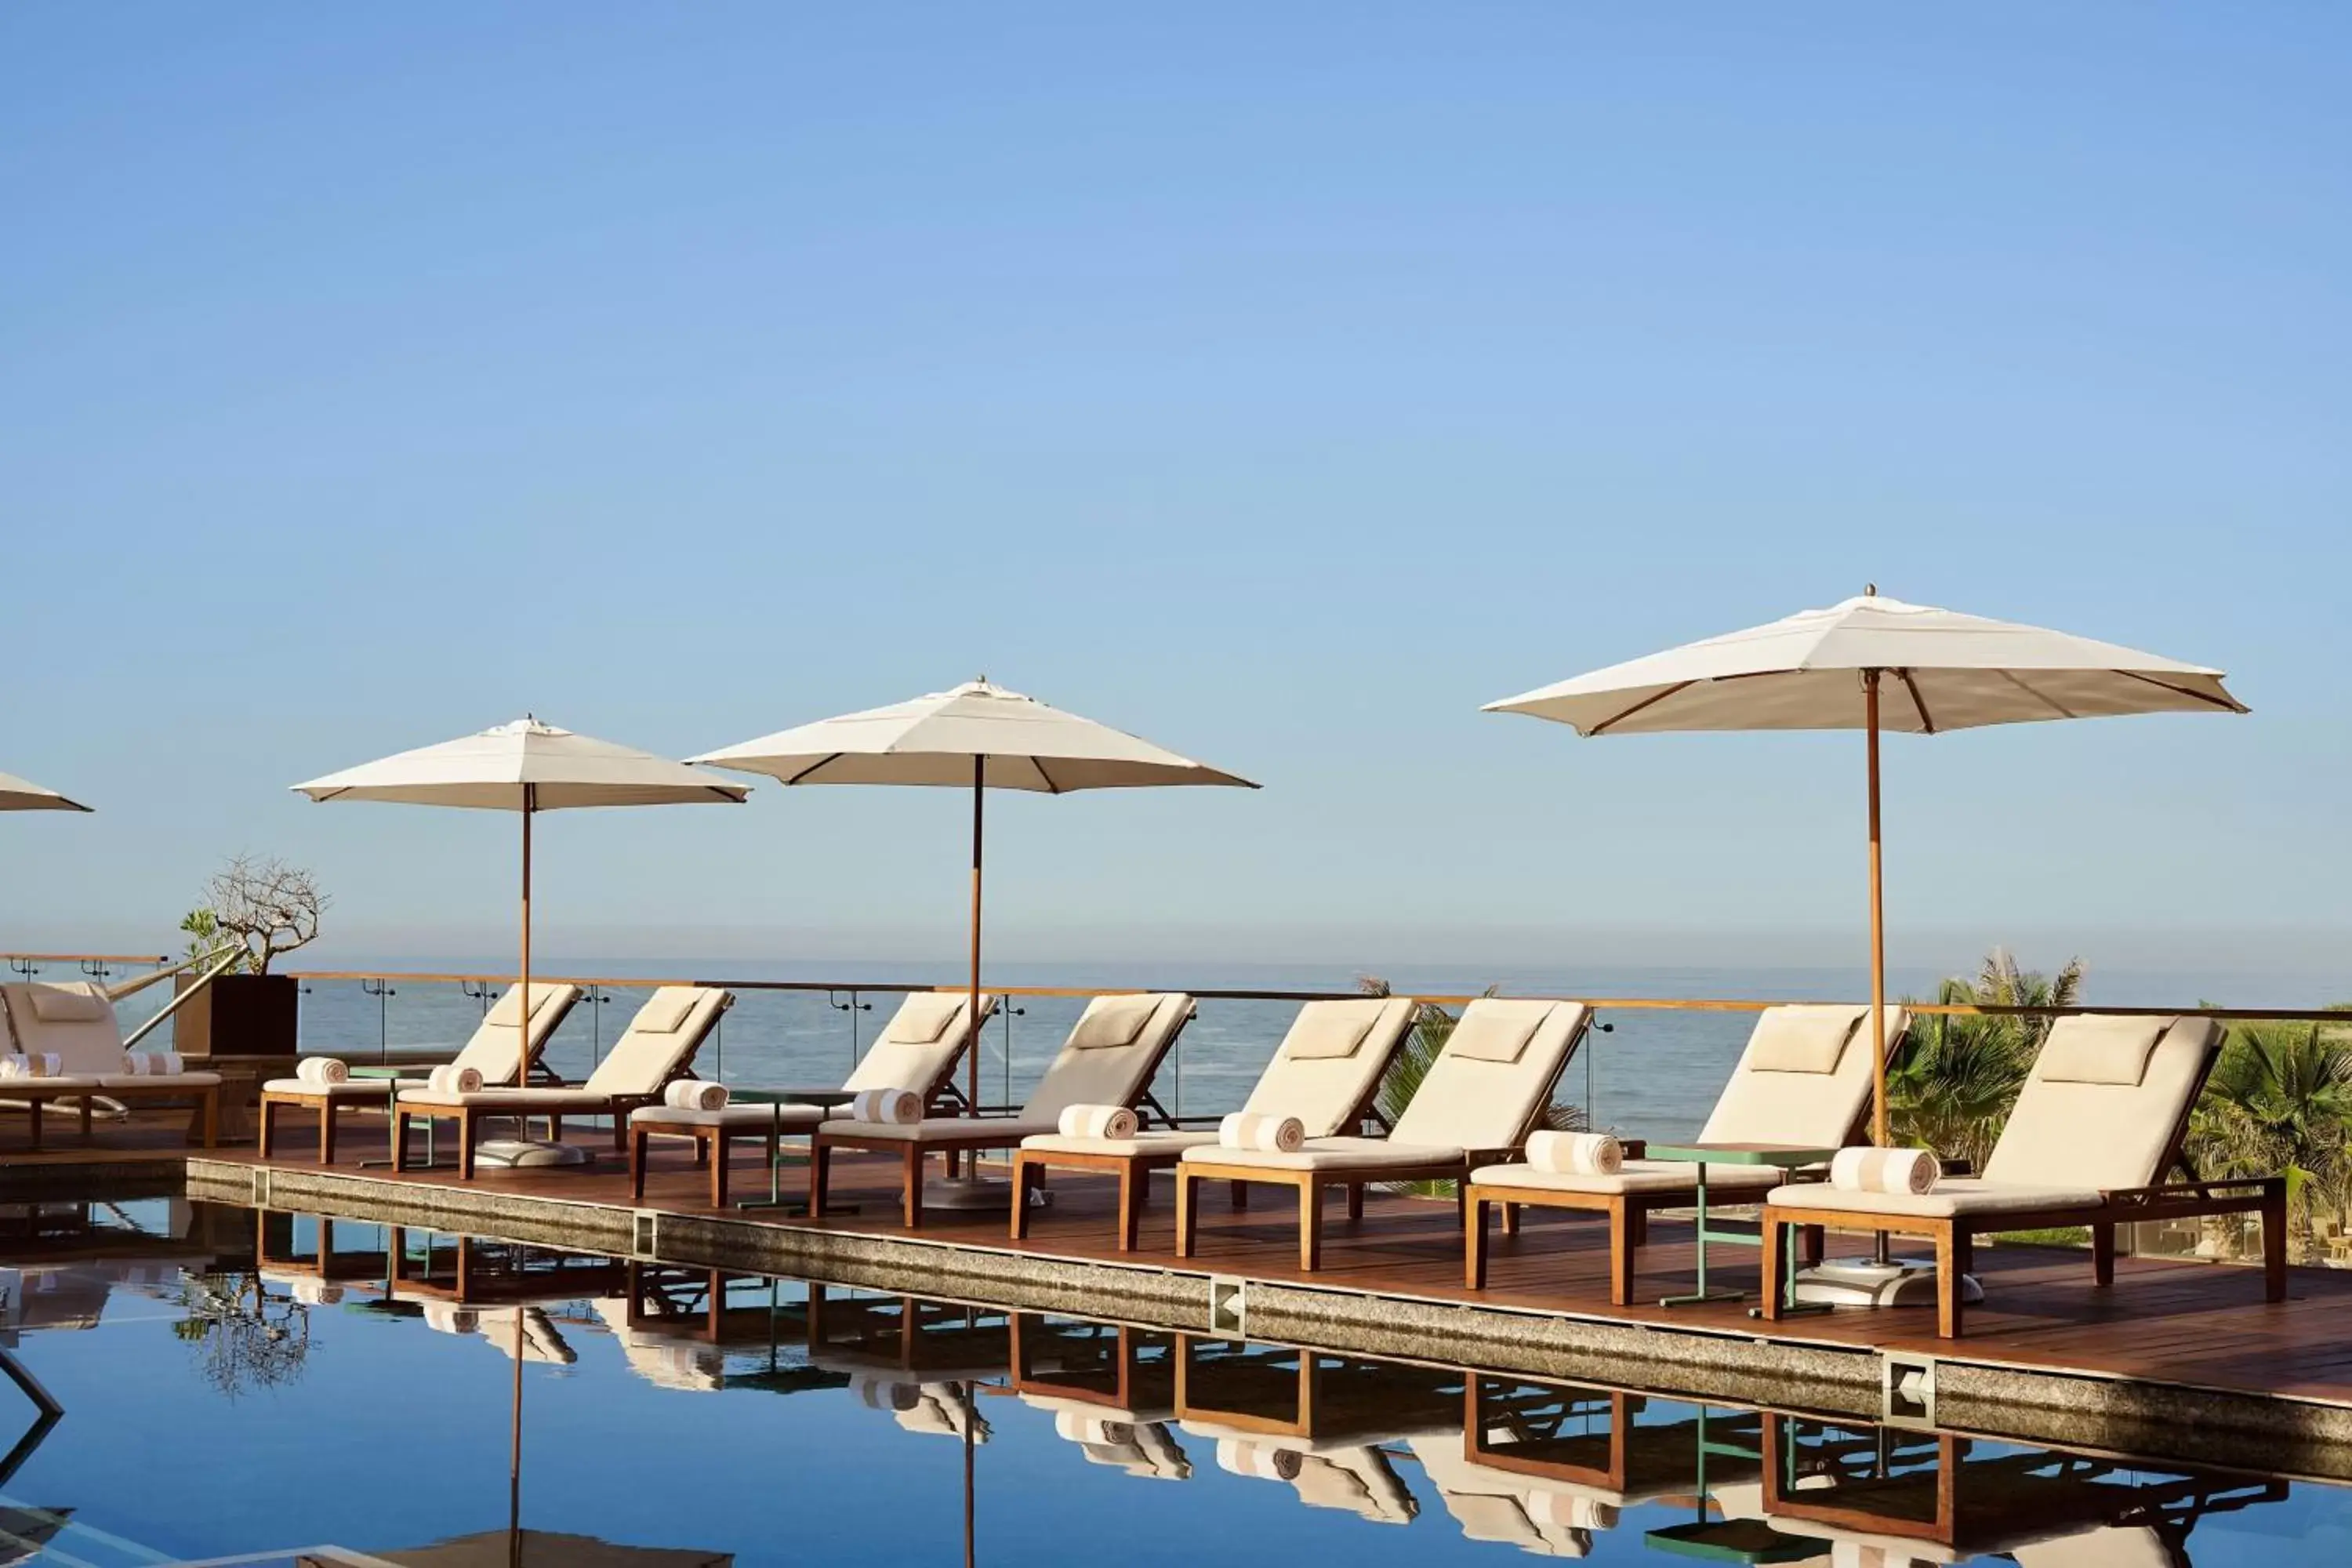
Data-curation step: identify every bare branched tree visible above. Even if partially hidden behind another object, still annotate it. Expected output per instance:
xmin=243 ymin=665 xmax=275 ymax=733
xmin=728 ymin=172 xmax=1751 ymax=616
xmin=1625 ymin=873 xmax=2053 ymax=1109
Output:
xmin=185 ymin=855 xmax=329 ymax=975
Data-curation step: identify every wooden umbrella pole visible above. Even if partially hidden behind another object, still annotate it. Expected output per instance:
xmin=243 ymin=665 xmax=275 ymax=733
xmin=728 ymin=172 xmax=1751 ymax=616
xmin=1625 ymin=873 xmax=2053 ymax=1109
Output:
xmin=968 ymin=757 xmax=985 ymax=1116
xmin=520 ymin=785 xmax=535 ymax=1053
xmin=509 ymin=1296 xmax=524 ymax=1568
xmin=1865 ymin=671 xmax=1887 ymax=1147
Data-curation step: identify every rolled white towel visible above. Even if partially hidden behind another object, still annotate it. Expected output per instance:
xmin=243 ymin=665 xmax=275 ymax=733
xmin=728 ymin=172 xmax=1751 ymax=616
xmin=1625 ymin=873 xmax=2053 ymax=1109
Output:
xmin=0 ymin=1055 xmax=29 ymax=1081
xmin=1524 ymin=1131 xmax=1623 ymax=1177
xmin=848 ymin=1087 xmax=923 ymax=1125
xmin=296 ymin=1056 xmax=350 ymax=1087
xmin=1526 ymin=1490 xmax=1617 ymax=1531
xmin=1218 ymin=1112 xmax=1305 ymax=1153
xmin=1056 ymin=1103 xmax=1140 ymax=1140
xmin=20 ymin=1053 xmax=62 ymax=1080
xmin=428 ymin=1063 xmax=484 ymax=1095
xmin=853 ymin=1374 xmax=921 ymax=1412
xmin=421 ymin=1301 xmax=478 ymax=1335
xmin=663 ymin=1080 xmax=728 ymax=1112
xmin=1830 ymin=1145 xmax=1939 ymax=1196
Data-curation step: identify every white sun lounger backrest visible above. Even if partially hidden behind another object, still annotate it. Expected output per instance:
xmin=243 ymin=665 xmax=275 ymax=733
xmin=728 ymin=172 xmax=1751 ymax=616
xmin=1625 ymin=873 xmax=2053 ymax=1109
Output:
xmin=0 ymin=982 xmax=124 ymax=1074
xmin=1021 ymin=993 xmax=1194 ymax=1123
xmin=1239 ymin=996 xmax=1418 ymax=1138
xmin=580 ymin=987 xmax=732 ymax=1097
xmin=844 ymin=992 xmax=996 ymax=1098
xmin=1984 ymin=1014 xmax=2222 ymax=1191
xmin=1697 ymin=1004 xmax=1912 ymax=1147
xmin=1390 ymin=1000 xmax=1592 ymax=1152
xmin=452 ymin=982 xmax=583 ymax=1085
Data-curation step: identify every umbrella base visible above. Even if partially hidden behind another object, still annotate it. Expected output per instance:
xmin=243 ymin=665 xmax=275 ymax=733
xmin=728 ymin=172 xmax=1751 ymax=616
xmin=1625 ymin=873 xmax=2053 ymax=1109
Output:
xmin=472 ymin=1138 xmax=590 ymax=1171
xmin=1791 ymin=1258 xmax=1984 ymax=1308
xmin=920 ymin=1174 xmax=1052 ymax=1213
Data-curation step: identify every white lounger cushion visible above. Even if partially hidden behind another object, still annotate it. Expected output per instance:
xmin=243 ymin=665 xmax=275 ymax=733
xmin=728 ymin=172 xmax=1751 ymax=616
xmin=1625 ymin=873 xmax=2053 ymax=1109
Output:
xmin=399 ymin=1087 xmax=617 ymax=1111
xmin=1021 ymin=996 xmax=1415 ymax=1158
xmin=840 ymin=993 xmax=995 ymax=1102
xmin=0 ymin=1075 xmax=103 ymax=1091
xmin=97 ymin=1071 xmax=221 ymax=1089
xmin=834 ymin=1115 xmax=1063 ymax=1145
xmin=457 ymin=983 xmax=583 ymax=1084
xmin=1468 ymin=1159 xmax=1784 ymax=1196
xmin=1984 ymin=1015 xmax=2220 ymax=1190
xmin=1697 ymin=1005 xmax=1912 ymax=1147
xmin=264 ymin=1077 xmax=393 ymax=1099
xmin=1189 ymin=1135 xmax=1465 ymax=1173
xmin=1180 ymin=999 xmax=1587 ymax=1174
xmin=631 ymin=1102 xmax=829 ymax=1132
xmin=1762 ymin=1177 xmax=2105 ymax=1218
xmin=401 ymin=986 xmax=729 ymax=1109
xmin=1018 ymin=1130 xmax=1219 ymax=1158
xmin=831 ymin=993 xmax=1193 ymax=1140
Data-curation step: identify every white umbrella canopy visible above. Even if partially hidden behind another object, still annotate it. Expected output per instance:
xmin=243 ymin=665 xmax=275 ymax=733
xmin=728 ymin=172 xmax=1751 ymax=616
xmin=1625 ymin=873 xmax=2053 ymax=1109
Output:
xmin=294 ymin=718 xmax=748 ymax=1040
xmin=693 ymin=680 xmax=1256 ymax=1111
xmin=0 ymin=771 xmax=91 ymax=813
xmin=1486 ymin=592 xmax=2247 ymax=1147
xmin=1486 ymin=593 xmax=2245 ymax=735
xmin=690 ymin=678 xmax=1258 ymax=791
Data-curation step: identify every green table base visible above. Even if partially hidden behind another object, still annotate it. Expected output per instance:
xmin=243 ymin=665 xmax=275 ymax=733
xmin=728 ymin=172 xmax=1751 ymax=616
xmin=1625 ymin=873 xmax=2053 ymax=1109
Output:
xmin=1642 ymin=1144 xmax=1837 ymax=1313
xmin=724 ymin=1087 xmax=860 ymax=1214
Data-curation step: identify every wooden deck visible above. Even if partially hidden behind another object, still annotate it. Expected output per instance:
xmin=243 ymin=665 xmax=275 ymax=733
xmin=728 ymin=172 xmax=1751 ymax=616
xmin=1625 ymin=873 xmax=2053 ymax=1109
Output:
xmin=162 ymin=1115 xmax=2352 ymax=1422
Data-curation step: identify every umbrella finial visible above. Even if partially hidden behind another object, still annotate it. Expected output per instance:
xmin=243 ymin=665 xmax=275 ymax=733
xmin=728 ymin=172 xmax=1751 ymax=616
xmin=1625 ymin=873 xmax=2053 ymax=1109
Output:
xmin=1864 ymin=583 xmax=1878 ymax=597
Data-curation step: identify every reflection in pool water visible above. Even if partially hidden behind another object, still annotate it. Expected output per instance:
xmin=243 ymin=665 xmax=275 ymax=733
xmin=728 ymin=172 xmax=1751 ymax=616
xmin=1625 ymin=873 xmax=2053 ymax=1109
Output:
xmin=0 ymin=1194 xmax=2344 ymax=1565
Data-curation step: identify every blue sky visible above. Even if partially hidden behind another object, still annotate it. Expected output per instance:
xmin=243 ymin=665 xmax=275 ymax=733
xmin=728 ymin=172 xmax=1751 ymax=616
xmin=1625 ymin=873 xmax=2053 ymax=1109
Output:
xmin=3 ymin=5 xmax=2346 ymax=979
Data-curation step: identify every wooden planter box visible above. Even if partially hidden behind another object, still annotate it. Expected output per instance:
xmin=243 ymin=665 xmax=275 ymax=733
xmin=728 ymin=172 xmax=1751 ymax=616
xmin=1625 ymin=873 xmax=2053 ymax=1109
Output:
xmin=172 ymin=971 xmax=299 ymax=1059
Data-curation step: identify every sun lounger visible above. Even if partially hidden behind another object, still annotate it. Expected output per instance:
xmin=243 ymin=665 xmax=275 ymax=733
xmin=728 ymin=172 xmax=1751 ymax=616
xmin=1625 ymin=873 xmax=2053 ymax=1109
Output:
xmin=1024 ymin=1398 xmax=1191 ymax=1479
xmin=1464 ymin=1004 xmax=1911 ymax=1303
xmin=625 ymin=990 xmax=997 ymax=1206
xmin=1174 ymin=998 xmax=1593 ymax=1270
xmin=808 ymin=992 xmax=1196 ymax=1229
xmin=259 ymin=982 xmax=581 ymax=1165
xmin=1759 ymin=1013 xmax=2285 ymax=1338
xmin=393 ymin=986 xmax=732 ymax=1178
xmin=1009 ymin=995 xmax=1419 ymax=1250
xmin=0 ymin=980 xmax=222 ymax=1149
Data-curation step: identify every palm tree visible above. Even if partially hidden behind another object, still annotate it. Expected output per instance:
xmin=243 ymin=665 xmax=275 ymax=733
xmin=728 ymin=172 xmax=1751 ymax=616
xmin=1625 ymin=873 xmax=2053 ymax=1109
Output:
xmin=1889 ymin=949 xmax=2082 ymax=1171
xmin=2185 ymin=1008 xmax=2352 ymax=1243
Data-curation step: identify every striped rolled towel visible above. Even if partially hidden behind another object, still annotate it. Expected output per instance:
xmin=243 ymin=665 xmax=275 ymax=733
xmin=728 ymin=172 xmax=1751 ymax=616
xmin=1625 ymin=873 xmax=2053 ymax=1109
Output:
xmin=1053 ymin=1410 xmax=1138 ymax=1446
xmin=1214 ymin=1439 xmax=1303 ymax=1481
xmin=2 ymin=1053 xmax=64 ymax=1080
xmin=296 ymin=1056 xmax=350 ymax=1087
xmin=1523 ymin=1131 xmax=1623 ymax=1177
xmin=427 ymin=1063 xmax=484 ymax=1095
xmin=848 ymin=1087 xmax=923 ymax=1125
xmin=1218 ymin=1112 xmax=1305 ymax=1153
xmin=663 ymin=1080 xmax=728 ymax=1112
xmin=1830 ymin=1146 xmax=1939 ymax=1195
xmin=1057 ymin=1103 xmax=1140 ymax=1140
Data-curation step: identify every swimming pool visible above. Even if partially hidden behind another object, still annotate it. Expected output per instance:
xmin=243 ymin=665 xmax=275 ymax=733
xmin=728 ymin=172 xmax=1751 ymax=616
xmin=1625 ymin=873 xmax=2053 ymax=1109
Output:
xmin=2 ymin=1192 xmax=2345 ymax=1566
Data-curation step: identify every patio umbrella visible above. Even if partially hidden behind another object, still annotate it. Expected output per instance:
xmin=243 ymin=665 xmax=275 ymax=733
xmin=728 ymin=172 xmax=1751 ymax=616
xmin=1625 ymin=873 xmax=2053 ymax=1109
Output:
xmin=0 ymin=771 xmax=89 ymax=814
xmin=292 ymin=717 xmax=747 ymax=1040
xmin=691 ymin=679 xmax=1255 ymax=1112
xmin=1484 ymin=591 xmax=2246 ymax=1147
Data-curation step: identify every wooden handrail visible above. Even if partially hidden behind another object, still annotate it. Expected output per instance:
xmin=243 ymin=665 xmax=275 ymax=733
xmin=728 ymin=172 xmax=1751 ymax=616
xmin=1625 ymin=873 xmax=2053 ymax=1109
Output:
xmin=273 ymin=968 xmax=2352 ymax=1023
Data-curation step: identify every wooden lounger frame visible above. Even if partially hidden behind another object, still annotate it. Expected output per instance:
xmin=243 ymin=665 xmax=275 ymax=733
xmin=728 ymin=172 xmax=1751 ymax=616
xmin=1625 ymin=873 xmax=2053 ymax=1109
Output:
xmin=629 ymin=1025 xmax=986 ymax=1208
xmin=1007 ymin=1033 xmax=1406 ymax=1252
xmin=1174 ymin=1009 xmax=1595 ymax=1272
xmin=1462 ymin=1020 xmax=1913 ymax=1304
xmin=5 ymin=1081 xmax=218 ymax=1151
xmin=1760 ymin=1033 xmax=2285 ymax=1338
xmin=809 ymin=1007 xmax=1195 ymax=1230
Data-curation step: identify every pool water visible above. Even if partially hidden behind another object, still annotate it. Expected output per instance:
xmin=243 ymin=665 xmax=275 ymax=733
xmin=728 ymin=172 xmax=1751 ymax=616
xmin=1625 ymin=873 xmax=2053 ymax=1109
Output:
xmin=2 ymin=1194 xmax=2347 ymax=1566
